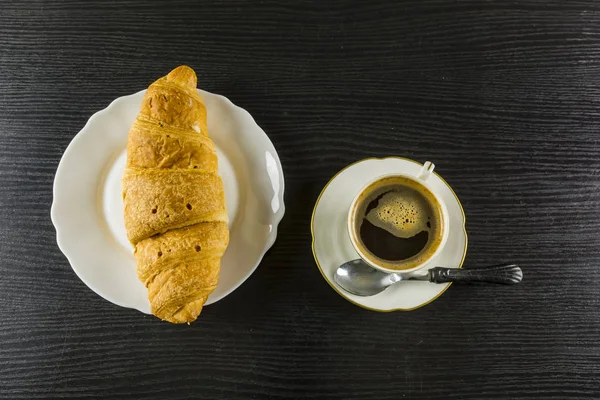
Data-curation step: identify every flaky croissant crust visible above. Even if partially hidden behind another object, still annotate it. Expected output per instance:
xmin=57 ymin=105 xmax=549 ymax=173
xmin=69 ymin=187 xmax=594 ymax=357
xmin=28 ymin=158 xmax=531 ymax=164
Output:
xmin=122 ymin=66 xmax=229 ymax=323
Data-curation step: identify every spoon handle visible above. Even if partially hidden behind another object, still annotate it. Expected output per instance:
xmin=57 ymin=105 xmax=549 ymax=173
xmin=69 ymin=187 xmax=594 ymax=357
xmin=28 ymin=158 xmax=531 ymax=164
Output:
xmin=428 ymin=264 xmax=522 ymax=285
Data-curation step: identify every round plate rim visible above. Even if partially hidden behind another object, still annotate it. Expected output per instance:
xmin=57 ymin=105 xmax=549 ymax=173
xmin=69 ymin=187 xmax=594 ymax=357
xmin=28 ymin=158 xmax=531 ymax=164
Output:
xmin=51 ymin=89 xmax=285 ymax=312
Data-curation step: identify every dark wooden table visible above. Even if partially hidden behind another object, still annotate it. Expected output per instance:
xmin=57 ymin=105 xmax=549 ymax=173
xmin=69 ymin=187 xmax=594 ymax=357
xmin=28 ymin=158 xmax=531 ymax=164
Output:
xmin=2 ymin=1 xmax=599 ymax=398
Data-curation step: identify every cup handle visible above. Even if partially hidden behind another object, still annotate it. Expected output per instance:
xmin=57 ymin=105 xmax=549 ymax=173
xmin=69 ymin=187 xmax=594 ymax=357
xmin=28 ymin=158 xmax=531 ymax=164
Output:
xmin=417 ymin=161 xmax=435 ymax=181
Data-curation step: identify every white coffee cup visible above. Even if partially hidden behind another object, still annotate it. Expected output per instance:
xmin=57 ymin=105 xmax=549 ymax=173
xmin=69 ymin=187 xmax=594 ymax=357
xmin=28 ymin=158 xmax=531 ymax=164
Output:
xmin=347 ymin=161 xmax=450 ymax=274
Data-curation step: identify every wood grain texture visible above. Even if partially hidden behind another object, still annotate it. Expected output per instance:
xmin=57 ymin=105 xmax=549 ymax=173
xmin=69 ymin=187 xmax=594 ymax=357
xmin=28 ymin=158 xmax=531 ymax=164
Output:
xmin=1 ymin=0 xmax=600 ymax=398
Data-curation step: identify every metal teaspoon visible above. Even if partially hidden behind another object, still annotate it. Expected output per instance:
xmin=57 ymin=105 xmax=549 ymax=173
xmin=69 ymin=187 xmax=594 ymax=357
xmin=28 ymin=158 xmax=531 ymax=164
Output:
xmin=334 ymin=259 xmax=522 ymax=297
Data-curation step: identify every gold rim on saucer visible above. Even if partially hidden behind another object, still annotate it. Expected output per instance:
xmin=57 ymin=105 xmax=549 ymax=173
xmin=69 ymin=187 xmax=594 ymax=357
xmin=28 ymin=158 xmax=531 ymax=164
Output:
xmin=310 ymin=156 xmax=468 ymax=312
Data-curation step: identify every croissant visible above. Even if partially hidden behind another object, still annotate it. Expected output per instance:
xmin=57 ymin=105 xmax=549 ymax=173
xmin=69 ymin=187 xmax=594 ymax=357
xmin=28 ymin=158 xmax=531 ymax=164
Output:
xmin=122 ymin=66 xmax=229 ymax=324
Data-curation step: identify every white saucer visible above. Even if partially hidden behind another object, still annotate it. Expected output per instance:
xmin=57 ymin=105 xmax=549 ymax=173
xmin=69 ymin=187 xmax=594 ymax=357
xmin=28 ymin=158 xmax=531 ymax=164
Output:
xmin=51 ymin=89 xmax=285 ymax=314
xmin=311 ymin=157 xmax=467 ymax=312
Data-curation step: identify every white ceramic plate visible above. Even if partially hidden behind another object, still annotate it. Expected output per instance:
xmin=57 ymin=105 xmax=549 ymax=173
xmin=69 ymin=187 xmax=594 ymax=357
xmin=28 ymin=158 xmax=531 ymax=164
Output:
xmin=311 ymin=157 xmax=467 ymax=312
xmin=52 ymin=89 xmax=285 ymax=314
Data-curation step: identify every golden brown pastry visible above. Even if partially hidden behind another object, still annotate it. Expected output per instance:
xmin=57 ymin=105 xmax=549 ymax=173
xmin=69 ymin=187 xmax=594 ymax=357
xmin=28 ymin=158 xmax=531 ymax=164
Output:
xmin=122 ymin=66 xmax=229 ymax=324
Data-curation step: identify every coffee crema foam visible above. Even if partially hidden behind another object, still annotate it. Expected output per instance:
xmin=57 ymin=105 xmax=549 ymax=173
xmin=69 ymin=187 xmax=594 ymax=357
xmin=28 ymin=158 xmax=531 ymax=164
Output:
xmin=365 ymin=190 xmax=430 ymax=239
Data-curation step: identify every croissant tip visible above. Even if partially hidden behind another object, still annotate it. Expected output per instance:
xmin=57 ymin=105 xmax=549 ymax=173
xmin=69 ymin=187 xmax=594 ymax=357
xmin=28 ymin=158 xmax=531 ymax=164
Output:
xmin=166 ymin=65 xmax=197 ymax=89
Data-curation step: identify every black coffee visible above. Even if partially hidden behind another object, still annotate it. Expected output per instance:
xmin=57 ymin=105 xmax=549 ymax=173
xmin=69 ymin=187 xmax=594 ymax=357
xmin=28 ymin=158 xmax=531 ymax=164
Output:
xmin=360 ymin=218 xmax=430 ymax=261
xmin=354 ymin=176 xmax=442 ymax=265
